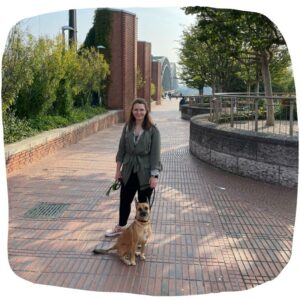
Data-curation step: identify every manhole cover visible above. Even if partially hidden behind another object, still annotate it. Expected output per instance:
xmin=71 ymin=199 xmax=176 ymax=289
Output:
xmin=24 ymin=202 xmax=70 ymax=219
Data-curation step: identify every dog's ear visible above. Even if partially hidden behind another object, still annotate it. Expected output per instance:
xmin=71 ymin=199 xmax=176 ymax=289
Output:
xmin=135 ymin=197 xmax=138 ymax=206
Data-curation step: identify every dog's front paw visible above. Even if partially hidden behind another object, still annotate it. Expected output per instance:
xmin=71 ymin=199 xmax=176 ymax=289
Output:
xmin=135 ymin=251 xmax=141 ymax=256
xmin=121 ymin=257 xmax=132 ymax=266
xmin=130 ymin=260 xmax=136 ymax=266
xmin=140 ymin=254 xmax=146 ymax=260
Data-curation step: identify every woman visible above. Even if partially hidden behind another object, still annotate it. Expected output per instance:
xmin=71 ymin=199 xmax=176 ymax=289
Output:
xmin=105 ymin=98 xmax=162 ymax=237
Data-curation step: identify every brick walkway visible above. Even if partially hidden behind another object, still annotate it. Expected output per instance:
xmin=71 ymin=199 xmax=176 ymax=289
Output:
xmin=7 ymin=99 xmax=297 ymax=296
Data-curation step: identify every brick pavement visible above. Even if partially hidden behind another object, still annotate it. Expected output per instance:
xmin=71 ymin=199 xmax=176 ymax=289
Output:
xmin=7 ymin=99 xmax=297 ymax=296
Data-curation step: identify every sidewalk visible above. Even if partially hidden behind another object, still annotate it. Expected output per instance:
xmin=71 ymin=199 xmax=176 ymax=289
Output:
xmin=7 ymin=99 xmax=297 ymax=296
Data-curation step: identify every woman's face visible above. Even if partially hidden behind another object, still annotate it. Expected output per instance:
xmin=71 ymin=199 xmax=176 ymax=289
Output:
xmin=132 ymin=103 xmax=147 ymax=122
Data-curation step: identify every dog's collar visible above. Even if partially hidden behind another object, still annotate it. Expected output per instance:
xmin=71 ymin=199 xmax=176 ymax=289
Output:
xmin=135 ymin=217 xmax=150 ymax=225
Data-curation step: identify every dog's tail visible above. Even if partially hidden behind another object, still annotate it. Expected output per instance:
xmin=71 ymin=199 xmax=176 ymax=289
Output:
xmin=93 ymin=244 xmax=116 ymax=255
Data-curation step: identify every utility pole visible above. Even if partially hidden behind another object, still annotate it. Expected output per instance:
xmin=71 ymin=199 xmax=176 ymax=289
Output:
xmin=69 ymin=9 xmax=77 ymax=49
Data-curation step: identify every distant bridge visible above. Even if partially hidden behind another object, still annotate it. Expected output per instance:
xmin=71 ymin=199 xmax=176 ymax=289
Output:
xmin=152 ymin=56 xmax=178 ymax=92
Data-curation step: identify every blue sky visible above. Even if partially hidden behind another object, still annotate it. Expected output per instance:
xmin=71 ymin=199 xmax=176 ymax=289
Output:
xmin=19 ymin=7 xmax=196 ymax=64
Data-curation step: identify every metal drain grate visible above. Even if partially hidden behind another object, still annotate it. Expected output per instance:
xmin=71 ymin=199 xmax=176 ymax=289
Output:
xmin=24 ymin=202 xmax=70 ymax=219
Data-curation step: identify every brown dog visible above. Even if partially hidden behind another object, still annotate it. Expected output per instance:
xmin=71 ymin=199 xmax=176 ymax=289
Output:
xmin=93 ymin=199 xmax=152 ymax=266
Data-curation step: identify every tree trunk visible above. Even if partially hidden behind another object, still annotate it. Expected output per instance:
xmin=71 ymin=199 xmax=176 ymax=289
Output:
xmin=247 ymin=83 xmax=251 ymax=96
xmin=212 ymin=84 xmax=216 ymax=96
xmin=255 ymin=81 xmax=260 ymax=96
xmin=260 ymin=50 xmax=274 ymax=125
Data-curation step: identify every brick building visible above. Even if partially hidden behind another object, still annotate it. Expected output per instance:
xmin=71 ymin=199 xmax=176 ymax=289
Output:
xmin=105 ymin=9 xmax=137 ymax=121
xmin=151 ymin=61 xmax=162 ymax=104
xmin=137 ymin=41 xmax=152 ymax=109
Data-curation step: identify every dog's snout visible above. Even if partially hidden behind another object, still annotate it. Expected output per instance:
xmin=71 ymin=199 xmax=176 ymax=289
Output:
xmin=140 ymin=211 xmax=147 ymax=217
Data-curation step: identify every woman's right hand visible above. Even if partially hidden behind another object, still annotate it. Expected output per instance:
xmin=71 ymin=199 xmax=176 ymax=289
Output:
xmin=115 ymin=170 xmax=122 ymax=181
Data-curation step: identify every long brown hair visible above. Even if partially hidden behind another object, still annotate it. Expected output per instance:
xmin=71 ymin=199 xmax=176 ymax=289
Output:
xmin=128 ymin=98 xmax=154 ymax=130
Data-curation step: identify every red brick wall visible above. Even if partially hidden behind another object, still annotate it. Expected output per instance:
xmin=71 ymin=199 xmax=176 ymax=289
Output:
xmin=107 ymin=10 xmax=137 ymax=121
xmin=122 ymin=12 xmax=137 ymax=121
xmin=151 ymin=61 xmax=162 ymax=104
xmin=108 ymin=12 xmax=123 ymax=109
xmin=5 ymin=111 xmax=124 ymax=174
xmin=137 ymin=41 xmax=152 ymax=110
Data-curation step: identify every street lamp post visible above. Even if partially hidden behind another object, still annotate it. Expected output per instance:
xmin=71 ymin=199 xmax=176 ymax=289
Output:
xmin=61 ymin=26 xmax=75 ymax=50
xmin=96 ymin=45 xmax=106 ymax=106
xmin=97 ymin=45 xmax=105 ymax=50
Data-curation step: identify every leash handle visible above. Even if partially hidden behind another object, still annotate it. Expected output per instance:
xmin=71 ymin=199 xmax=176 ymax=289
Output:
xmin=149 ymin=188 xmax=155 ymax=209
xmin=105 ymin=179 xmax=121 ymax=196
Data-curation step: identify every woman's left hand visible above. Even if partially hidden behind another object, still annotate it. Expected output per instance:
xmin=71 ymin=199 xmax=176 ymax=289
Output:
xmin=149 ymin=176 xmax=158 ymax=189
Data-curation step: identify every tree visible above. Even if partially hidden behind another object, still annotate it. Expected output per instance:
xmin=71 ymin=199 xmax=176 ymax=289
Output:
xmin=179 ymin=28 xmax=207 ymax=94
xmin=82 ymin=8 xmax=112 ymax=105
xmin=179 ymin=25 xmax=245 ymax=94
xmin=75 ymin=47 xmax=110 ymax=106
xmin=15 ymin=35 xmax=65 ymax=118
xmin=269 ymin=47 xmax=295 ymax=93
xmin=150 ymin=83 xmax=156 ymax=100
xmin=183 ymin=7 xmax=288 ymax=125
xmin=2 ymin=26 xmax=34 ymax=112
xmin=2 ymin=26 xmax=110 ymax=118
xmin=136 ymin=66 xmax=146 ymax=90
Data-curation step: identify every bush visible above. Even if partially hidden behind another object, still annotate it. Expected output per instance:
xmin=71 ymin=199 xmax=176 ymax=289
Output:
xmin=3 ymin=106 xmax=108 ymax=144
xmin=15 ymin=37 xmax=64 ymax=119
xmin=29 ymin=115 xmax=70 ymax=131
xmin=2 ymin=112 xmax=38 ymax=144
xmin=52 ymin=78 xmax=73 ymax=116
xmin=274 ymin=103 xmax=298 ymax=121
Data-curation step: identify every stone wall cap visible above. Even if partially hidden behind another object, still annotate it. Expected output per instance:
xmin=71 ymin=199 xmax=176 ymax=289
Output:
xmin=5 ymin=110 xmax=122 ymax=156
xmin=191 ymin=114 xmax=298 ymax=146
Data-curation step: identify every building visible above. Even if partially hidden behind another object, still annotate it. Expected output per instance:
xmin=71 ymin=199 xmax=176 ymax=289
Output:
xmin=137 ymin=41 xmax=152 ymax=109
xmin=91 ymin=9 xmax=137 ymax=121
xmin=151 ymin=61 xmax=162 ymax=103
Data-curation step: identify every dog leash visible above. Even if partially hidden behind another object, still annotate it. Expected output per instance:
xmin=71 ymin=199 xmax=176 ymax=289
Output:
xmin=105 ymin=179 xmax=121 ymax=196
xmin=106 ymin=179 xmax=156 ymax=208
xmin=149 ymin=188 xmax=156 ymax=209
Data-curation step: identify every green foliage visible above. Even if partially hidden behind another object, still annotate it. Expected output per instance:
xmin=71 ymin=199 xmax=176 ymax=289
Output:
xmin=136 ymin=66 xmax=146 ymax=90
xmin=74 ymin=47 xmax=110 ymax=106
xmin=150 ymin=83 xmax=156 ymax=99
xmin=270 ymin=49 xmax=295 ymax=93
xmin=2 ymin=26 xmax=110 ymax=144
xmin=274 ymin=102 xmax=297 ymax=121
xmin=2 ymin=111 xmax=38 ymax=144
xmin=52 ymin=78 xmax=73 ymax=117
xmin=82 ymin=8 xmax=112 ymax=106
xmin=94 ymin=8 xmax=112 ymax=63
xmin=179 ymin=26 xmax=244 ymax=93
xmin=29 ymin=106 xmax=108 ymax=131
xmin=1 ymin=27 xmax=34 ymax=112
xmin=29 ymin=115 xmax=70 ymax=131
xmin=181 ymin=7 xmax=292 ymax=96
xmin=83 ymin=26 xmax=96 ymax=48
xmin=69 ymin=106 xmax=107 ymax=123
xmin=83 ymin=9 xmax=112 ymax=62
xmin=3 ymin=106 xmax=108 ymax=144
xmin=14 ymin=36 xmax=65 ymax=118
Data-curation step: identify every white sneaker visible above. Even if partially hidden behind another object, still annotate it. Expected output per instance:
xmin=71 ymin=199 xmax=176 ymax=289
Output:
xmin=105 ymin=225 xmax=125 ymax=237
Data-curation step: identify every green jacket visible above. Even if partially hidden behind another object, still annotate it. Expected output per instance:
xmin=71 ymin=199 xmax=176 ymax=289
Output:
xmin=116 ymin=124 xmax=162 ymax=190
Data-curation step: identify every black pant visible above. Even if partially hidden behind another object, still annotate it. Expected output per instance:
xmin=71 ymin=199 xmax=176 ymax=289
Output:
xmin=119 ymin=172 xmax=153 ymax=226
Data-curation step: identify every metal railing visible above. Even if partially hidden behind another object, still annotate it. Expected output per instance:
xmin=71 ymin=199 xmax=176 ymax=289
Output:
xmin=188 ymin=95 xmax=297 ymax=136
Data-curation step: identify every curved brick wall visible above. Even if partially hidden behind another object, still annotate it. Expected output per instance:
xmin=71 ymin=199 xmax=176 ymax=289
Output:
xmin=190 ymin=115 xmax=298 ymax=188
xmin=181 ymin=104 xmax=210 ymax=120
xmin=5 ymin=110 xmax=124 ymax=174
